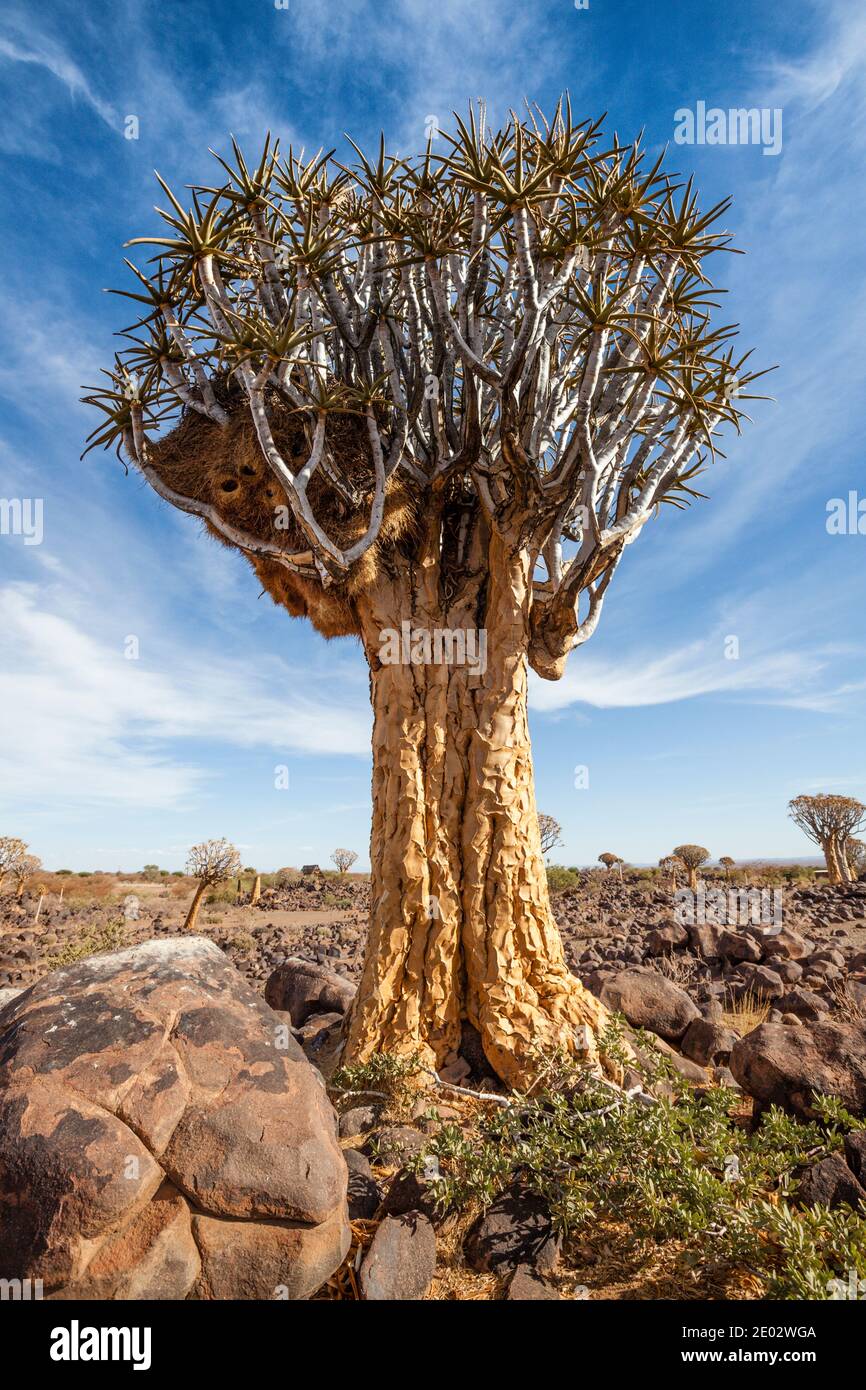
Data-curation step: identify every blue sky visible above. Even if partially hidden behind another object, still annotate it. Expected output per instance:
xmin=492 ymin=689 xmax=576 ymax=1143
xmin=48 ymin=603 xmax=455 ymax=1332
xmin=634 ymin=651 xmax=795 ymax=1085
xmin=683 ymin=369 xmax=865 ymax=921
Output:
xmin=1 ymin=0 xmax=864 ymax=872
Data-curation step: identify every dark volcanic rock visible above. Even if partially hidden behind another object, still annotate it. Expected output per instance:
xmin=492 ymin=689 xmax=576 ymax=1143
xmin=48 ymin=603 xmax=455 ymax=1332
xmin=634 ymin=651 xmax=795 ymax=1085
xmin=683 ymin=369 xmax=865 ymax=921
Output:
xmin=598 ymin=967 xmax=699 ymax=1042
xmin=506 ymin=1265 xmax=562 ymax=1300
xmin=680 ymin=1018 xmax=738 ymax=1067
xmin=730 ymin=1019 xmax=866 ymax=1120
xmin=264 ymin=957 xmax=356 ymax=1025
xmin=795 ymin=1154 xmax=866 ymax=1211
xmin=645 ymin=924 xmax=688 ymax=956
xmin=359 ymin=1212 xmax=436 ymax=1300
xmin=365 ymin=1124 xmax=428 ymax=1167
xmin=464 ymin=1183 xmax=561 ymax=1274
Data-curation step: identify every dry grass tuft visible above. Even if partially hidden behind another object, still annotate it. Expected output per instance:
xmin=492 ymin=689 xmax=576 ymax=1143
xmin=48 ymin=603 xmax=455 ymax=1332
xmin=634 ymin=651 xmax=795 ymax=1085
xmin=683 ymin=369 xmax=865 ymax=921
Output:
xmin=828 ymin=979 xmax=865 ymax=1022
xmin=652 ymin=950 xmax=703 ymax=988
xmin=723 ymin=987 xmax=772 ymax=1036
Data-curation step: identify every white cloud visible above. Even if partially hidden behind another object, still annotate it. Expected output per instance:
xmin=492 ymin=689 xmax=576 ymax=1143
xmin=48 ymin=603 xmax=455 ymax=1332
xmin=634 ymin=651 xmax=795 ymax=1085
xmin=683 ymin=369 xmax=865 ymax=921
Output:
xmin=530 ymin=633 xmax=841 ymax=713
xmin=0 ymin=582 xmax=370 ymax=813
xmin=0 ymin=33 xmax=117 ymax=131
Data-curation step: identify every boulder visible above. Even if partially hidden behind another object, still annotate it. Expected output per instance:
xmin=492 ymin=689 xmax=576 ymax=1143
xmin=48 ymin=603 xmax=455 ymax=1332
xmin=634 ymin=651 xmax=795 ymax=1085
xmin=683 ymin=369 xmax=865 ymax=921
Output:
xmin=0 ymin=937 xmax=349 ymax=1299
xmin=598 ymin=968 xmax=699 ymax=1042
xmin=339 ymin=1105 xmax=380 ymax=1138
xmin=344 ymin=1149 xmax=381 ymax=1221
xmin=733 ymin=964 xmax=784 ymax=1001
xmin=359 ymin=1213 xmax=436 ymax=1300
xmin=776 ymin=987 xmax=830 ymax=1022
xmin=795 ymin=1154 xmax=866 ymax=1211
xmin=645 ymin=924 xmax=688 ymax=956
xmin=365 ymin=1124 xmax=428 ymax=1167
xmin=680 ymin=1018 xmax=738 ymax=1068
xmin=729 ymin=1019 xmax=866 ymax=1120
xmin=264 ymin=957 xmax=355 ymax=1025
xmin=762 ymin=930 xmax=813 ymax=961
xmin=686 ymin=922 xmax=724 ymax=959
xmin=379 ymin=1161 xmax=435 ymax=1217
xmin=464 ymin=1183 xmax=561 ymax=1274
xmin=844 ymin=1131 xmax=866 ymax=1182
xmin=716 ymin=930 xmax=763 ymax=965
xmin=776 ymin=960 xmax=803 ymax=985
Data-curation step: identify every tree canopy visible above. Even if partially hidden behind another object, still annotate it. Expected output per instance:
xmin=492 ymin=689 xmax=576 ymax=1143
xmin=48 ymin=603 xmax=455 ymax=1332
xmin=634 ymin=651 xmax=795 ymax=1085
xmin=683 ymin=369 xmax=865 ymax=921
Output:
xmin=85 ymin=99 xmax=767 ymax=678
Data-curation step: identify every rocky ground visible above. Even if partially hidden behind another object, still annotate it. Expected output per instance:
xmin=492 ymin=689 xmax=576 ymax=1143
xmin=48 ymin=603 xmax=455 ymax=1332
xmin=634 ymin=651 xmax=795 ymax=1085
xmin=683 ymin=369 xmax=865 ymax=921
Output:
xmin=4 ymin=873 xmax=865 ymax=1027
xmin=2 ymin=869 xmax=866 ymax=1301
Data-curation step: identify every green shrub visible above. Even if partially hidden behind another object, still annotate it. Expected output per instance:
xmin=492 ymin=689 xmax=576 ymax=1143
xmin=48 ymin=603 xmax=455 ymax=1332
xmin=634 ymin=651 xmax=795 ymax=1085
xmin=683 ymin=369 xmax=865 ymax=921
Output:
xmin=330 ymin=1053 xmax=422 ymax=1121
xmin=46 ymin=918 xmax=127 ymax=968
xmin=546 ymin=865 xmax=581 ymax=894
xmin=410 ymin=1025 xmax=866 ymax=1299
xmin=205 ymin=885 xmax=236 ymax=906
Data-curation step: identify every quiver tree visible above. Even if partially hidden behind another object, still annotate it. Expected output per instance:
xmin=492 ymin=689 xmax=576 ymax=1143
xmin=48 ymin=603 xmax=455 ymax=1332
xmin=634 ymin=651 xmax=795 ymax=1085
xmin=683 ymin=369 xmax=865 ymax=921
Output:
xmin=86 ymin=102 xmax=764 ymax=1087
xmin=11 ymin=855 xmax=41 ymax=900
xmin=332 ymin=848 xmax=358 ymax=874
xmin=537 ymin=813 xmax=563 ymax=858
xmin=719 ymin=855 xmax=735 ymax=881
xmin=788 ymin=795 xmax=866 ymax=885
xmin=598 ymin=852 xmax=624 ymax=882
xmin=183 ymin=838 xmax=241 ymax=930
xmin=0 ymin=837 xmax=27 ymax=892
xmin=846 ymin=838 xmax=866 ymax=880
xmin=658 ymin=854 xmax=683 ymax=890
xmin=672 ymin=844 xmax=709 ymax=892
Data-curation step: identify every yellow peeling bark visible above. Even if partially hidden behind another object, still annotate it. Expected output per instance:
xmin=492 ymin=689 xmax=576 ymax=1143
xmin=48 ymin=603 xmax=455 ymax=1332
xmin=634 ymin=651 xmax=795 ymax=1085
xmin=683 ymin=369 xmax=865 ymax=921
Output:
xmin=342 ymin=529 xmax=614 ymax=1090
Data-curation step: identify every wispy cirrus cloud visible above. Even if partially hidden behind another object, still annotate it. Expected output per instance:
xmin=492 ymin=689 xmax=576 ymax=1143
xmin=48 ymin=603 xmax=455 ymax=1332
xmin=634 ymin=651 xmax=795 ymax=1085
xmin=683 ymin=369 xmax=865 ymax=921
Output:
xmin=530 ymin=628 xmax=857 ymax=715
xmin=0 ymin=32 xmax=118 ymax=131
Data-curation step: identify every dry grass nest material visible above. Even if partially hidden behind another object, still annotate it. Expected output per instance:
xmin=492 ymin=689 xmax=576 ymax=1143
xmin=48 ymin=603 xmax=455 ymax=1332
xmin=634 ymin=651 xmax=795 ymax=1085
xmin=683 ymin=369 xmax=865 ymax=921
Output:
xmin=148 ymin=379 xmax=419 ymax=638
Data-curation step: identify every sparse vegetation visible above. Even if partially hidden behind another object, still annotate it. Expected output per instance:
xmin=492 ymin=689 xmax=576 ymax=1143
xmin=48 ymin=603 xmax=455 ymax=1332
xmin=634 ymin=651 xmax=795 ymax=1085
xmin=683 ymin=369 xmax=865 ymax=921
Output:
xmin=546 ymin=864 xmax=581 ymax=894
xmin=331 ymin=848 xmax=358 ymax=875
xmin=789 ymin=794 xmax=866 ymax=885
xmin=673 ymin=844 xmax=710 ymax=892
xmin=408 ymin=1034 xmax=866 ymax=1300
xmin=46 ymin=918 xmax=128 ymax=968
xmin=184 ymin=839 xmax=241 ymax=930
xmin=723 ymin=988 xmax=772 ymax=1036
xmin=331 ymin=1052 xmax=422 ymax=1122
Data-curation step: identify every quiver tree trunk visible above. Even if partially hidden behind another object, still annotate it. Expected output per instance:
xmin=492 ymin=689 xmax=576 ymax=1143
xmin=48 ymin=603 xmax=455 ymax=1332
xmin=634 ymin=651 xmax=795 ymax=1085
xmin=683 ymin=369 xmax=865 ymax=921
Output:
xmin=184 ymin=880 xmax=207 ymax=932
xmin=822 ymin=839 xmax=842 ymax=884
xmin=342 ymin=528 xmax=611 ymax=1089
